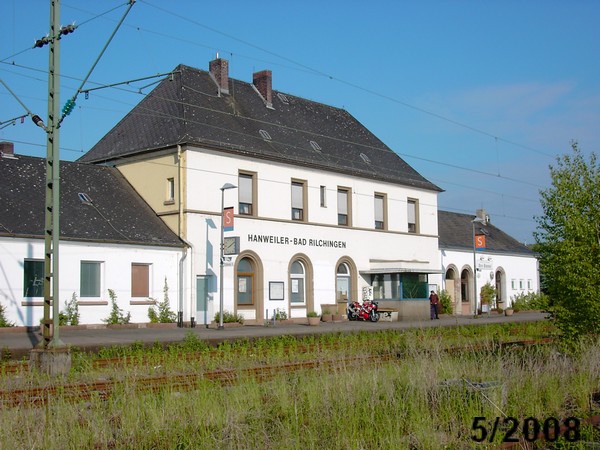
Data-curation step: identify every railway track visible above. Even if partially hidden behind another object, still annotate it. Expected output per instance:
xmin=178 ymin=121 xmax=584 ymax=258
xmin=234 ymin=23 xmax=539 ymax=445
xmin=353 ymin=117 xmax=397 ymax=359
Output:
xmin=2 ymin=336 xmax=597 ymax=447
xmin=0 ymin=352 xmax=391 ymax=408
xmin=0 ymin=336 xmax=558 ymax=409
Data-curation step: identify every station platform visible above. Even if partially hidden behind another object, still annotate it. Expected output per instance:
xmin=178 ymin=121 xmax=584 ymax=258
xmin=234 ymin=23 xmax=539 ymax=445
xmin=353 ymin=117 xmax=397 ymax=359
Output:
xmin=0 ymin=311 xmax=549 ymax=360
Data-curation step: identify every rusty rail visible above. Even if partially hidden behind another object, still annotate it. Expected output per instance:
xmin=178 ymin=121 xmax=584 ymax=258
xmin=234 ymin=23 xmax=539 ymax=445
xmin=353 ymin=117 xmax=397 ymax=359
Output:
xmin=0 ymin=353 xmax=390 ymax=408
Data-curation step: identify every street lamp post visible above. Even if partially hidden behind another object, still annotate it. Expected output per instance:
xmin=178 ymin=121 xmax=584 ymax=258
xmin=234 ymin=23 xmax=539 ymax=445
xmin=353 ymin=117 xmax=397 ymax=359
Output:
xmin=219 ymin=183 xmax=237 ymax=330
xmin=472 ymin=217 xmax=485 ymax=316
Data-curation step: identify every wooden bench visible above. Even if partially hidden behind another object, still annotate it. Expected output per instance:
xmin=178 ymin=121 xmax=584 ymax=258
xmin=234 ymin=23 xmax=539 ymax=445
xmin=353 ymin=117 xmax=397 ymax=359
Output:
xmin=378 ymin=308 xmax=399 ymax=322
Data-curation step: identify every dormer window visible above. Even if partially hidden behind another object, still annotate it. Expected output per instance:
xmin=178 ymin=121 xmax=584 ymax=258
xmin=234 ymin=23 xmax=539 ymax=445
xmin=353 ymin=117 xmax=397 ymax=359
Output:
xmin=78 ymin=192 xmax=93 ymax=205
xmin=277 ymin=92 xmax=289 ymax=104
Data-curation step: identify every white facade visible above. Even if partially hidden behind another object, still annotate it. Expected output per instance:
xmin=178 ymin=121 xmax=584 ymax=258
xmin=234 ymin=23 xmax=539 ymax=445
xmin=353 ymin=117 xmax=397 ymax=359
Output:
xmin=178 ymin=147 xmax=441 ymax=324
xmin=436 ymin=249 xmax=539 ymax=315
xmin=0 ymin=237 xmax=183 ymax=327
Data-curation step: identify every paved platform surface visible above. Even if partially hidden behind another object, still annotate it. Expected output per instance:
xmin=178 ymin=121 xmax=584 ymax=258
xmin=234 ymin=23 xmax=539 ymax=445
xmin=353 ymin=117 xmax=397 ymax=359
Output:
xmin=0 ymin=311 xmax=549 ymax=360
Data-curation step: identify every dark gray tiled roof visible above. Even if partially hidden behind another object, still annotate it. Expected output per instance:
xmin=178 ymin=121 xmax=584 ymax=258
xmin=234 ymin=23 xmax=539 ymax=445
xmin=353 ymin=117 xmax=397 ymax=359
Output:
xmin=0 ymin=154 xmax=184 ymax=247
xmin=438 ymin=210 xmax=534 ymax=255
xmin=79 ymin=64 xmax=441 ymax=192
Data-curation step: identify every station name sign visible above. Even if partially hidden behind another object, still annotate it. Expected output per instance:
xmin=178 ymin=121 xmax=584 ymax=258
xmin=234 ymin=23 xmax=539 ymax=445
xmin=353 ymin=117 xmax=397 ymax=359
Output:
xmin=247 ymin=233 xmax=347 ymax=249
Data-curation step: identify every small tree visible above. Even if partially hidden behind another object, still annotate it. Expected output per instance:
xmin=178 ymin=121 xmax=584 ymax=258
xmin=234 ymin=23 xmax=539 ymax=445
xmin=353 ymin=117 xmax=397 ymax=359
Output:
xmin=148 ymin=277 xmax=177 ymax=323
xmin=0 ymin=303 xmax=14 ymax=327
xmin=103 ymin=289 xmax=131 ymax=325
xmin=439 ymin=289 xmax=453 ymax=315
xmin=535 ymin=143 xmax=600 ymax=343
xmin=480 ymin=283 xmax=496 ymax=306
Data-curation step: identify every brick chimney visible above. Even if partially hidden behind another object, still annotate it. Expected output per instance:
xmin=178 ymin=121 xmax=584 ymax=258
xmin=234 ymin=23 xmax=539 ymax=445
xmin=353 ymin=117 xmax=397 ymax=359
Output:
xmin=253 ymin=70 xmax=273 ymax=108
xmin=209 ymin=57 xmax=229 ymax=94
xmin=476 ymin=208 xmax=490 ymax=225
xmin=0 ymin=141 xmax=15 ymax=159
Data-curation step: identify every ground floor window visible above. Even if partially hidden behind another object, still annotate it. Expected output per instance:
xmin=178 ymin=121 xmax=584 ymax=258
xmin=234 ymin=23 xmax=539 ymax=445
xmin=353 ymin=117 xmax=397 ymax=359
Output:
xmin=23 ymin=259 xmax=44 ymax=297
xmin=290 ymin=260 xmax=305 ymax=304
xmin=237 ymin=257 xmax=254 ymax=305
xmin=131 ymin=263 xmax=150 ymax=298
xmin=81 ymin=261 xmax=102 ymax=297
xmin=371 ymin=273 xmax=428 ymax=300
xmin=336 ymin=263 xmax=351 ymax=302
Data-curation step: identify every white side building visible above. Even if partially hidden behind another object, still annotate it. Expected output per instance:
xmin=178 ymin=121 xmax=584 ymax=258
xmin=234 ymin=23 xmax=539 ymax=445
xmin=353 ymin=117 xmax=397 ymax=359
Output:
xmin=0 ymin=145 xmax=185 ymax=327
xmin=435 ymin=210 xmax=539 ymax=315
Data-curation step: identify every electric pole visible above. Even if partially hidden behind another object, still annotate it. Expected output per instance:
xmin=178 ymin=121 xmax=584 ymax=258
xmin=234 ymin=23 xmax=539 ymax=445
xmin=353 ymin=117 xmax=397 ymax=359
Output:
xmin=30 ymin=0 xmax=71 ymax=375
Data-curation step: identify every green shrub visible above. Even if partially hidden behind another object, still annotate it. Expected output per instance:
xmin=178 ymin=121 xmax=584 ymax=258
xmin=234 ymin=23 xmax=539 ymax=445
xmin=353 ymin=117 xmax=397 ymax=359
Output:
xmin=103 ymin=289 xmax=131 ymax=325
xmin=148 ymin=278 xmax=177 ymax=323
xmin=274 ymin=308 xmax=288 ymax=320
xmin=0 ymin=303 xmax=14 ymax=327
xmin=214 ymin=310 xmax=244 ymax=324
xmin=439 ymin=289 xmax=453 ymax=314
xmin=307 ymin=311 xmax=319 ymax=317
xmin=511 ymin=291 xmax=549 ymax=312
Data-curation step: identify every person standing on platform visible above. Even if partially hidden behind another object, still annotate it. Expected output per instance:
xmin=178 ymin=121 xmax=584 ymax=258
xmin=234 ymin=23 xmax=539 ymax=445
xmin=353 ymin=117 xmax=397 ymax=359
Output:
xmin=429 ymin=290 xmax=440 ymax=320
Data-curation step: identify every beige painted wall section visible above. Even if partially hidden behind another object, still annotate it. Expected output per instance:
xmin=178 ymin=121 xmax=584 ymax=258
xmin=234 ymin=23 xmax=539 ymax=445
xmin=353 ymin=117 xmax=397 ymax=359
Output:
xmin=117 ymin=152 xmax=186 ymax=238
xmin=378 ymin=300 xmax=429 ymax=320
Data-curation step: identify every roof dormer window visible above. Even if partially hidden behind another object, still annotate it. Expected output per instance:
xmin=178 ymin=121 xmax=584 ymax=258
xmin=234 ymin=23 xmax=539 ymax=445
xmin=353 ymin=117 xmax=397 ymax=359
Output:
xmin=309 ymin=140 xmax=321 ymax=152
xmin=277 ymin=92 xmax=289 ymax=105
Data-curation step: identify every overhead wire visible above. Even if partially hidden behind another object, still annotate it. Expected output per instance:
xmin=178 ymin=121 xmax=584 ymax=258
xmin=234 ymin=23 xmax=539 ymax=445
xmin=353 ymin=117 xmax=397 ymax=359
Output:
xmin=138 ymin=0 xmax=557 ymax=159
xmin=0 ymin=2 xmax=548 ymax=228
xmin=0 ymin=2 xmax=131 ymax=64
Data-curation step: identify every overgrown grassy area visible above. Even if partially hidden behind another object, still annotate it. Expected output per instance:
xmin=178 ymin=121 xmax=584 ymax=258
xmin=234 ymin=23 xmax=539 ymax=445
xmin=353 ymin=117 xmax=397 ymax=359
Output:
xmin=1 ymin=322 xmax=599 ymax=448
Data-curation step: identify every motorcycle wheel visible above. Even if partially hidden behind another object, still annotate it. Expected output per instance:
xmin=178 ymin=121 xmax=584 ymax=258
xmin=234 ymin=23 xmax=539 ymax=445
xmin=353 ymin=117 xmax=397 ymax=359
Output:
xmin=348 ymin=312 xmax=358 ymax=321
xmin=369 ymin=311 xmax=380 ymax=322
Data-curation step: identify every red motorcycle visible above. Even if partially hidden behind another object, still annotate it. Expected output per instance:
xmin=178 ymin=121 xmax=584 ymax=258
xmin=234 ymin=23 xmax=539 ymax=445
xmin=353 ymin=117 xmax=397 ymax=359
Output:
xmin=347 ymin=299 xmax=380 ymax=322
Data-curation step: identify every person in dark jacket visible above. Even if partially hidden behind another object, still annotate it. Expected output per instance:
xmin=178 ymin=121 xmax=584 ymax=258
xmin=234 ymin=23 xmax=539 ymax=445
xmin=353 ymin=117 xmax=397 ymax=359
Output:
xmin=429 ymin=290 xmax=440 ymax=320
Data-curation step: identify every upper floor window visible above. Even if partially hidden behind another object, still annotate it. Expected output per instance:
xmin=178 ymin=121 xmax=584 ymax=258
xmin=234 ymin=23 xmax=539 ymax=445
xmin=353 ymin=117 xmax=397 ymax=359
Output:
xmin=374 ymin=193 xmax=386 ymax=230
xmin=407 ymin=199 xmax=419 ymax=233
xmin=291 ymin=180 xmax=306 ymax=221
xmin=239 ymin=172 xmax=256 ymax=216
xmin=320 ymin=186 xmax=327 ymax=208
xmin=165 ymin=177 xmax=175 ymax=203
xmin=337 ymin=187 xmax=351 ymax=226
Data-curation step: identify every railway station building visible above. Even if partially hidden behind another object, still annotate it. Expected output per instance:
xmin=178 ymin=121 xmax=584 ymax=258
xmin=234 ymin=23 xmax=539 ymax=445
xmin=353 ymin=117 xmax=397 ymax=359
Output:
xmin=78 ymin=58 xmax=444 ymax=325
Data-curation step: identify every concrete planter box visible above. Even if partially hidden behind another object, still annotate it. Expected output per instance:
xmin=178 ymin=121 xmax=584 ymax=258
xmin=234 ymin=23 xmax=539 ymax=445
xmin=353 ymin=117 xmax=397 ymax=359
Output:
xmin=107 ymin=323 xmax=139 ymax=329
xmin=379 ymin=310 xmax=398 ymax=322
xmin=145 ymin=323 xmax=178 ymax=329
xmin=307 ymin=317 xmax=320 ymax=326
xmin=209 ymin=322 xmax=244 ymax=329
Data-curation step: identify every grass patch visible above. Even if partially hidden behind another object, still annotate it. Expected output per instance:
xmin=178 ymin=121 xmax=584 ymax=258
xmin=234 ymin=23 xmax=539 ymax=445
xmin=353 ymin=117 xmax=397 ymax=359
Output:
xmin=1 ymin=321 xmax=598 ymax=448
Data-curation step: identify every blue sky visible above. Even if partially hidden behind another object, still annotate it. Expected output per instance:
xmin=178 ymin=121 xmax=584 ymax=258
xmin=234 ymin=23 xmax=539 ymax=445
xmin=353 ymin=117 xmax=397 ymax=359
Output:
xmin=2 ymin=1 xmax=599 ymax=243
